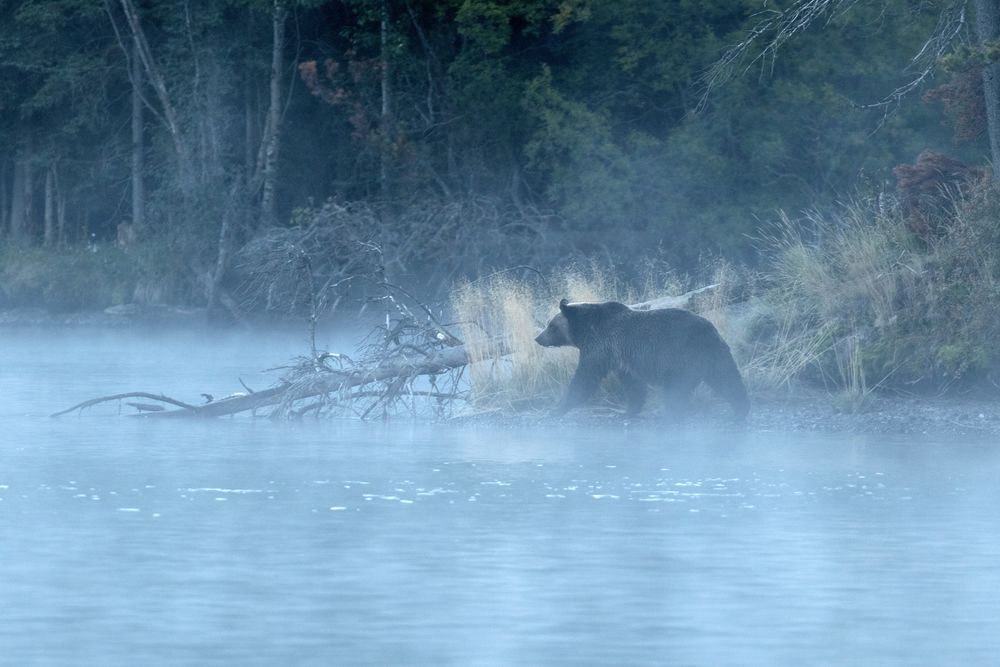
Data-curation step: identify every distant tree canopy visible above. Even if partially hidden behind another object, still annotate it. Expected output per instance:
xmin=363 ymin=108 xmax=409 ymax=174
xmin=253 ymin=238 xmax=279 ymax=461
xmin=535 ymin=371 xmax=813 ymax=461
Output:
xmin=0 ymin=0 xmax=989 ymax=307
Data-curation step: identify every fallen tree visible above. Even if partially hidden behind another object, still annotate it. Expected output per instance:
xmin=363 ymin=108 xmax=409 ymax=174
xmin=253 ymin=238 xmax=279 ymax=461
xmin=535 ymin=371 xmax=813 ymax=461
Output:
xmin=52 ymin=285 xmax=717 ymax=420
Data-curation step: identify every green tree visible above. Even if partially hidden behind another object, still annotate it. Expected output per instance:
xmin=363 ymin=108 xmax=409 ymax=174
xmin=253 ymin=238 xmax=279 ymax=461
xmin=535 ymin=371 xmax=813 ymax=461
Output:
xmin=0 ymin=0 xmax=122 ymax=245
xmin=702 ymin=0 xmax=996 ymax=179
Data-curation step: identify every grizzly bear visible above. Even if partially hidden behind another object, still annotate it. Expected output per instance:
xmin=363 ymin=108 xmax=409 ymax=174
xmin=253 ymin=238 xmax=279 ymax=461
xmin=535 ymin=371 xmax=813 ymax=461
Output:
xmin=535 ymin=299 xmax=749 ymax=419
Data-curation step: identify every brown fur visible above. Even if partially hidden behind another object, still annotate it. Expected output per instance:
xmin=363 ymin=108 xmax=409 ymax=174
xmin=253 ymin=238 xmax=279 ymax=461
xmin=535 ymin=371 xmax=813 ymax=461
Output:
xmin=536 ymin=299 xmax=749 ymax=419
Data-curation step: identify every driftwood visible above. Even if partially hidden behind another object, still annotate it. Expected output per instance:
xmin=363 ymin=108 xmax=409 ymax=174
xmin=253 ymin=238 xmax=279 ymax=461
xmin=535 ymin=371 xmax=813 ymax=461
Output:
xmin=155 ymin=344 xmax=473 ymax=419
xmin=629 ymin=283 xmax=718 ymax=311
xmin=52 ymin=392 xmax=198 ymax=417
xmin=51 ymin=339 xmax=475 ymax=420
xmin=52 ymin=285 xmax=716 ymax=420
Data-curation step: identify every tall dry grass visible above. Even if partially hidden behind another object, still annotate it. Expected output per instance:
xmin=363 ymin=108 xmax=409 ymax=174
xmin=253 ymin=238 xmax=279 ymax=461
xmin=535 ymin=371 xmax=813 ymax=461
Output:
xmin=755 ymin=184 xmax=1000 ymax=400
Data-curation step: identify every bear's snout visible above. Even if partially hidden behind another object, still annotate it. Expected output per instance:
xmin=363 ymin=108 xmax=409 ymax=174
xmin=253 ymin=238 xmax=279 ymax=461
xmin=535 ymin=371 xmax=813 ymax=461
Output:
xmin=535 ymin=313 xmax=572 ymax=348
xmin=535 ymin=329 xmax=558 ymax=347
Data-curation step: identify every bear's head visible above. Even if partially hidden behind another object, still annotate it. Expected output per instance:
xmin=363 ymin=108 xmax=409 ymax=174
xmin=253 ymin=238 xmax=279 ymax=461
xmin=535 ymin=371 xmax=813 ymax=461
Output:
xmin=534 ymin=298 xmax=576 ymax=348
xmin=536 ymin=298 xmax=631 ymax=348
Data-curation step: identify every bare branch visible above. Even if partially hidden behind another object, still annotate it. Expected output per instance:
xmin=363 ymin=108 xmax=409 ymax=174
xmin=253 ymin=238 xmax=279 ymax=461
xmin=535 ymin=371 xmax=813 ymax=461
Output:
xmin=116 ymin=0 xmax=192 ymax=179
xmin=854 ymin=2 xmax=967 ymax=117
xmin=380 ymin=281 xmax=464 ymax=346
xmin=51 ymin=392 xmax=197 ymax=417
xmin=700 ymin=0 xmax=860 ymax=110
xmin=698 ymin=0 xmax=966 ymax=116
xmin=102 ymin=0 xmax=168 ymax=131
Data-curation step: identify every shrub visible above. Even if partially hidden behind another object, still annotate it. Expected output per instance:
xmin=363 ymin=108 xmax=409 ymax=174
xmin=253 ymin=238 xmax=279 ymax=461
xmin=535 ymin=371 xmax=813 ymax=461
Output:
xmin=0 ymin=242 xmax=137 ymax=312
xmin=759 ymin=182 xmax=1000 ymax=394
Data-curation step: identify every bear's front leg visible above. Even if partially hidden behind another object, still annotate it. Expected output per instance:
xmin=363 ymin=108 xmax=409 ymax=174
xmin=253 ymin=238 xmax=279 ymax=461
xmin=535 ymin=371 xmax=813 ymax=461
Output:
xmin=552 ymin=355 xmax=607 ymax=416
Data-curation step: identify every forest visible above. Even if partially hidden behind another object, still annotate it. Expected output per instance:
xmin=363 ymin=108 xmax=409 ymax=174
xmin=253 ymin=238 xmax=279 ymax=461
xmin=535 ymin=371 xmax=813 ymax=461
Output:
xmin=0 ymin=0 xmax=984 ymax=305
xmin=7 ymin=0 xmax=1000 ymax=400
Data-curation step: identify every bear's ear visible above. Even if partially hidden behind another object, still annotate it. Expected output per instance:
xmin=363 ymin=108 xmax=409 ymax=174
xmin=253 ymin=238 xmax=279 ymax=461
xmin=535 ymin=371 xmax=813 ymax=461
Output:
xmin=559 ymin=298 xmax=570 ymax=312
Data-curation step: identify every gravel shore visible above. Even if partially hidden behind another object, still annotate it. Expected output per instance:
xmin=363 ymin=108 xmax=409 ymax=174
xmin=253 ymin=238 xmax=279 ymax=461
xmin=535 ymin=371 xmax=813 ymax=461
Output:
xmin=747 ymin=388 xmax=1000 ymax=438
xmin=450 ymin=388 xmax=1000 ymax=440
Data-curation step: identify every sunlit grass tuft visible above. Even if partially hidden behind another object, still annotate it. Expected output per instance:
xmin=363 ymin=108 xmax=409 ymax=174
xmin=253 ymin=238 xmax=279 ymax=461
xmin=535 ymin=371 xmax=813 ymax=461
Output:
xmin=451 ymin=274 xmax=574 ymax=412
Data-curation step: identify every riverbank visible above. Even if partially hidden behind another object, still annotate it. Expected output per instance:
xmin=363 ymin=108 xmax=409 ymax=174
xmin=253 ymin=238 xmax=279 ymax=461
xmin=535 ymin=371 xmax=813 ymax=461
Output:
xmin=747 ymin=388 xmax=1000 ymax=438
xmin=0 ymin=305 xmax=208 ymax=328
xmin=450 ymin=387 xmax=1000 ymax=440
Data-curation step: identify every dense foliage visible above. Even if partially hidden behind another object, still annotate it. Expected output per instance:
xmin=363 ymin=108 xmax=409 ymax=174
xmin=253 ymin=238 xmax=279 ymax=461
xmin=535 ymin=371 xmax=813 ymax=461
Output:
xmin=0 ymin=0 xmax=990 ymax=312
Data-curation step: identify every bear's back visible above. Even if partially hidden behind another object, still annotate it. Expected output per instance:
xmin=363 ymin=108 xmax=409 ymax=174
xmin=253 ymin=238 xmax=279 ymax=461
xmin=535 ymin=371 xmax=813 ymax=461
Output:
xmin=566 ymin=302 xmax=725 ymax=353
xmin=615 ymin=306 xmax=729 ymax=354
xmin=634 ymin=306 xmax=717 ymax=331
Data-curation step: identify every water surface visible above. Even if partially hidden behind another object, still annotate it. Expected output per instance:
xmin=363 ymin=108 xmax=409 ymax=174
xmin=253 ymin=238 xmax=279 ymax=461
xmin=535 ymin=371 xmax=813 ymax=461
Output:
xmin=2 ymin=328 xmax=999 ymax=665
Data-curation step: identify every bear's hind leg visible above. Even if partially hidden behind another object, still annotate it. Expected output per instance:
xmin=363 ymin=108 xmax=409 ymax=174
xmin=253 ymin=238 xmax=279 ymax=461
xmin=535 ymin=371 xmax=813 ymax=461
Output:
xmin=706 ymin=359 xmax=750 ymax=421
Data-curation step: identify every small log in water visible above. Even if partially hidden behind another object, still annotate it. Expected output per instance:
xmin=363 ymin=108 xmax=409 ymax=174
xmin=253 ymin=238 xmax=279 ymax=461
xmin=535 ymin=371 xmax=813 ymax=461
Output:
xmin=52 ymin=285 xmax=717 ymax=419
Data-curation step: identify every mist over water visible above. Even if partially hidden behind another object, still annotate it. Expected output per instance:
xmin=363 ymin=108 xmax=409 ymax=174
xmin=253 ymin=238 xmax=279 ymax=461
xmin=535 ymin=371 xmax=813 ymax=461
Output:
xmin=3 ymin=328 xmax=1000 ymax=665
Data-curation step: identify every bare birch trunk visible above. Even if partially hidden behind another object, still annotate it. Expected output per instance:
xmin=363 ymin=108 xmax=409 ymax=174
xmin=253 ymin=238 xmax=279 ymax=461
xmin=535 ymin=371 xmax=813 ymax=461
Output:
xmin=258 ymin=0 xmax=286 ymax=227
xmin=22 ymin=155 xmax=35 ymax=244
xmin=119 ymin=0 xmax=194 ymax=193
xmin=0 ymin=160 xmax=8 ymax=237
xmin=380 ymin=0 xmax=393 ymax=201
xmin=975 ymin=0 xmax=1000 ymax=182
xmin=131 ymin=41 xmax=145 ymax=233
xmin=9 ymin=160 xmax=26 ymax=244
xmin=54 ymin=167 xmax=66 ymax=246
xmin=43 ymin=167 xmax=55 ymax=247
xmin=245 ymin=67 xmax=256 ymax=183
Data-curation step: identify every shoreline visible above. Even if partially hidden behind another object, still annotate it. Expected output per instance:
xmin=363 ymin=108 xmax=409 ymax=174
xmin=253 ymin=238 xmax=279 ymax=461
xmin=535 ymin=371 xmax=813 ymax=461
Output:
xmin=450 ymin=389 xmax=1000 ymax=440
xmin=7 ymin=307 xmax=1000 ymax=439
xmin=746 ymin=389 xmax=1000 ymax=438
xmin=0 ymin=305 xmax=207 ymax=328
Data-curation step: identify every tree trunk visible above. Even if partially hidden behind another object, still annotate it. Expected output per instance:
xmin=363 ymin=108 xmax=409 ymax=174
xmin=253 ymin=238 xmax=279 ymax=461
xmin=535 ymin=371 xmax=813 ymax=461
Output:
xmin=0 ymin=160 xmax=8 ymax=238
xmin=131 ymin=40 xmax=145 ymax=233
xmin=380 ymin=0 xmax=393 ymax=201
xmin=195 ymin=60 xmax=224 ymax=186
xmin=54 ymin=167 xmax=66 ymax=246
xmin=975 ymin=0 xmax=1000 ymax=182
xmin=181 ymin=0 xmax=208 ymax=184
xmin=258 ymin=0 xmax=287 ymax=227
xmin=43 ymin=167 xmax=55 ymax=247
xmin=23 ymin=155 xmax=35 ymax=243
xmin=119 ymin=0 xmax=194 ymax=193
xmin=244 ymin=66 xmax=256 ymax=183
xmin=205 ymin=179 xmax=243 ymax=320
xmin=8 ymin=160 xmax=25 ymax=243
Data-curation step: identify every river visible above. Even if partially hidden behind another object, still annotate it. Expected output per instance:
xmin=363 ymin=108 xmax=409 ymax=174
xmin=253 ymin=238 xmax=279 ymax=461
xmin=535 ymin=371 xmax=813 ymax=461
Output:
xmin=2 ymin=327 xmax=999 ymax=665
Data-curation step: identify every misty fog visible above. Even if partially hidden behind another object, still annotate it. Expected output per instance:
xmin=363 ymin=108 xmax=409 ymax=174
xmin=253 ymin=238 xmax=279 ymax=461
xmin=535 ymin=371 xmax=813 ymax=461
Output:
xmin=6 ymin=0 xmax=1000 ymax=663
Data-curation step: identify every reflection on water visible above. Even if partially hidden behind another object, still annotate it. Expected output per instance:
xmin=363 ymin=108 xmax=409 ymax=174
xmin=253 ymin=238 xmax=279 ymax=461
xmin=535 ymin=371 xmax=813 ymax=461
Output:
xmin=2 ymin=328 xmax=1000 ymax=665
